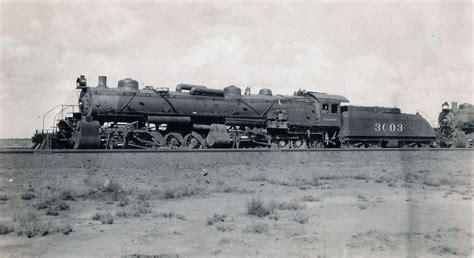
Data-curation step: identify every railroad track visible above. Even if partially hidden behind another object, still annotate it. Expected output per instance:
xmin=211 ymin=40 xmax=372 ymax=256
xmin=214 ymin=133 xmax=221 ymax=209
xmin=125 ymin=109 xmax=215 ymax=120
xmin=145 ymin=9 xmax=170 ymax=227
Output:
xmin=0 ymin=147 xmax=471 ymax=154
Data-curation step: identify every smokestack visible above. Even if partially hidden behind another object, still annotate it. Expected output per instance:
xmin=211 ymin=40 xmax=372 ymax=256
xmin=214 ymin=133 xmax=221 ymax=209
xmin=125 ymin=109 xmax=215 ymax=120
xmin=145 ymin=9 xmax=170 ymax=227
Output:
xmin=452 ymin=102 xmax=458 ymax=110
xmin=98 ymin=76 xmax=108 ymax=88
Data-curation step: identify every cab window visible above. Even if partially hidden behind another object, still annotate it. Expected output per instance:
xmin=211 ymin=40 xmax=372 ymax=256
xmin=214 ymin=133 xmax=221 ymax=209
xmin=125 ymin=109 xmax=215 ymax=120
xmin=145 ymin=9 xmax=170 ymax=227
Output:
xmin=331 ymin=104 xmax=338 ymax=113
xmin=322 ymin=104 xmax=329 ymax=113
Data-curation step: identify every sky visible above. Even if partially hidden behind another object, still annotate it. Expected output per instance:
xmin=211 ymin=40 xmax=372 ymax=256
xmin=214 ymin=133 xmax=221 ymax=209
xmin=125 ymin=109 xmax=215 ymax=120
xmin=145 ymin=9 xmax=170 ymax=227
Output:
xmin=0 ymin=1 xmax=472 ymax=138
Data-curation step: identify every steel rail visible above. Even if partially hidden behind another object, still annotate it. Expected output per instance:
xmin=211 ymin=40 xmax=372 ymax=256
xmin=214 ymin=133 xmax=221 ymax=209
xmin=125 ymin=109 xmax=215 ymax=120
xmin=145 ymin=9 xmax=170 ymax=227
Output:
xmin=0 ymin=148 xmax=471 ymax=154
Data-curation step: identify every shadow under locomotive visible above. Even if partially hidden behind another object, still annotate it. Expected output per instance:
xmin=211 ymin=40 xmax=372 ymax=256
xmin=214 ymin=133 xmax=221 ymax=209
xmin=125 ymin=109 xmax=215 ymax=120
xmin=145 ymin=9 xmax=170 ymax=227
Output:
xmin=32 ymin=75 xmax=437 ymax=150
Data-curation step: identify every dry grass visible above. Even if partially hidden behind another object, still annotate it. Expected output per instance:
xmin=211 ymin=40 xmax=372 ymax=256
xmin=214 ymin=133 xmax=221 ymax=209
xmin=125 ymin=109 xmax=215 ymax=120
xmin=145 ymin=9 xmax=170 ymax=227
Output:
xmin=293 ymin=212 xmax=309 ymax=224
xmin=58 ymin=223 xmax=73 ymax=235
xmin=244 ymin=221 xmax=269 ymax=234
xmin=301 ymin=195 xmax=320 ymax=202
xmin=207 ymin=213 xmax=226 ymax=225
xmin=297 ymin=174 xmax=321 ymax=187
xmin=423 ymin=178 xmax=441 ymax=187
xmin=317 ymin=175 xmax=340 ymax=180
xmin=216 ymin=224 xmax=234 ymax=232
xmin=155 ymin=211 xmax=186 ymax=221
xmin=247 ymin=197 xmax=305 ymax=218
xmin=276 ymin=199 xmax=305 ymax=210
xmin=249 ymin=174 xmax=268 ymax=182
xmin=21 ymin=192 xmax=36 ymax=200
xmin=92 ymin=212 xmax=114 ymax=224
xmin=162 ymin=185 xmax=204 ymax=199
xmin=115 ymin=196 xmax=152 ymax=218
xmin=35 ymin=195 xmax=70 ymax=216
xmin=354 ymin=174 xmax=369 ymax=181
xmin=14 ymin=210 xmax=51 ymax=238
xmin=0 ymin=222 xmax=14 ymax=235
xmin=247 ymin=197 xmax=276 ymax=218
xmin=129 ymin=200 xmax=151 ymax=217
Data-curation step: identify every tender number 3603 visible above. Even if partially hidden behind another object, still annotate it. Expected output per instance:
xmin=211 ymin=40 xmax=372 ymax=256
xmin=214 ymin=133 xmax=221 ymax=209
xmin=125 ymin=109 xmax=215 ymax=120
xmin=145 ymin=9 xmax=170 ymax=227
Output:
xmin=374 ymin=123 xmax=403 ymax=132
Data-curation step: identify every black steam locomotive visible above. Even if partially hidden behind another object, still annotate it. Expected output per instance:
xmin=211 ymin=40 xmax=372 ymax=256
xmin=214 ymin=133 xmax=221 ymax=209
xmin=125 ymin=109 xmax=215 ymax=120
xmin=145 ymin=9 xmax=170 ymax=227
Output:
xmin=32 ymin=75 xmax=436 ymax=149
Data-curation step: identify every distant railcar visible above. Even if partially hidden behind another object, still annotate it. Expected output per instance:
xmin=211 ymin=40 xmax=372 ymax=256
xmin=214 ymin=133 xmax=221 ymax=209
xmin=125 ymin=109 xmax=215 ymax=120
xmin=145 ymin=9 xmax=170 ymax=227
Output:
xmin=438 ymin=102 xmax=474 ymax=147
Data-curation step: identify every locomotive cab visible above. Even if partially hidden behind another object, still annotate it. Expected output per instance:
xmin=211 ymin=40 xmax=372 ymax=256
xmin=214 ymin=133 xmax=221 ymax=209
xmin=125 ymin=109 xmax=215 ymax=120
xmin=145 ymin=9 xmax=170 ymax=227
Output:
xmin=305 ymin=92 xmax=349 ymax=127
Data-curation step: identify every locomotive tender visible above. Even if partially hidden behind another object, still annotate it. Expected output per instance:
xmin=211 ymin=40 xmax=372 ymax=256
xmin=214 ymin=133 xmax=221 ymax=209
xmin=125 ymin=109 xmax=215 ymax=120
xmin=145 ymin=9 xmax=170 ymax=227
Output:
xmin=33 ymin=75 xmax=436 ymax=149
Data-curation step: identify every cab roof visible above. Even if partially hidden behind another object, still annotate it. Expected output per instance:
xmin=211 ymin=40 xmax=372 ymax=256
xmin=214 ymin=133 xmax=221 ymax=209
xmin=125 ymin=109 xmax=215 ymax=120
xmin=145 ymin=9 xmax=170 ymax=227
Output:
xmin=306 ymin=92 xmax=349 ymax=103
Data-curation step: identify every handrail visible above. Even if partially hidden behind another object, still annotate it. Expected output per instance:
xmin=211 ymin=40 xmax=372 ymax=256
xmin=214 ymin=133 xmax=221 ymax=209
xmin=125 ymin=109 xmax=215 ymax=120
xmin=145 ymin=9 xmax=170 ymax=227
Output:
xmin=42 ymin=104 xmax=77 ymax=133
xmin=51 ymin=105 xmax=77 ymax=132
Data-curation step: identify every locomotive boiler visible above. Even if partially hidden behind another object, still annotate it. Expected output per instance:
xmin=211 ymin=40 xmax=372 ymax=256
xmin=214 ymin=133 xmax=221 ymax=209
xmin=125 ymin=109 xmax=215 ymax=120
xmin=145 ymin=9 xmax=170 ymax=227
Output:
xmin=437 ymin=102 xmax=474 ymax=147
xmin=33 ymin=75 xmax=437 ymax=149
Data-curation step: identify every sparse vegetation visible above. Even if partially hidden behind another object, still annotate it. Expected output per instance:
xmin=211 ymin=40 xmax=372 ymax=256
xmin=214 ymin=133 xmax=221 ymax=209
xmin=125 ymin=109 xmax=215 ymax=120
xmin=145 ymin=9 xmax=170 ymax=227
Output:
xmin=247 ymin=197 xmax=305 ymax=218
xmin=92 ymin=212 xmax=114 ymax=224
xmin=36 ymin=195 xmax=70 ymax=216
xmin=14 ymin=211 xmax=51 ymax=238
xmin=59 ymin=223 xmax=73 ymax=235
xmin=0 ymin=222 xmax=14 ymax=235
xmin=21 ymin=192 xmax=36 ymax=200
xmin=277 ymin=199 xmax=305 ymax=210
xmin=247 ymin=197 xmax=275 ymax=218
xmin=354 ymin=174 xmax=369 ymax=181
xmin=162 ymin=185 xmax=204 ymax=199
xmin=213 ymin=185 xmax=253 ymax=194
xmin=207 ymin=213 xmax=226 ymax=225
xmin=155 ymin=211 xmax=186 ymax=220
xmin=357 ymin=195 xmax=368 ymax=202
xmin=293 ymin=212 xmax=309 ymax=224
xmin=60 ymin=189 xmax=76 ymax=201
xmin=249 ymin=174 xmax=268 ymax=182
xmin=267 ymin=177 xmax=292 ymax=186
xmin=116 ymin=210 xmax=128 ymax=218
xmin=268 ymin=213 xmax=279 ymax=221
xmin=114 ymin=200 xmax=151 ymax=218
xmin=244 ymin=221 xmax=269 ymax=234
xmin=301 ymin=195 xmax=320 ymax=202
xmin=423 ymin=178 xmax=441 ymax=187
xmin=317 ymin=175 xmax=339 ymax=180
xmin=298 ymin=174 xmax=320 ymax=187
xmin=129 ymin=200 xmax=151 ymax=217
xmin=216 ymin=224 xmax=234 ymax=232
xmin=103 ymin=180 xmax=122 ymax=193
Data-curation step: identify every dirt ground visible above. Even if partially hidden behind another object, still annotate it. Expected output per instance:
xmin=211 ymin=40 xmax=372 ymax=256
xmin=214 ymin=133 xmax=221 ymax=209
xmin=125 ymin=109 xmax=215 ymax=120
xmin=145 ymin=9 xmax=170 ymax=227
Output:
xmin=0 ymin=150 xmax=472 ymax=257
xmin=0 ymin=139 xmax=32 ymax=148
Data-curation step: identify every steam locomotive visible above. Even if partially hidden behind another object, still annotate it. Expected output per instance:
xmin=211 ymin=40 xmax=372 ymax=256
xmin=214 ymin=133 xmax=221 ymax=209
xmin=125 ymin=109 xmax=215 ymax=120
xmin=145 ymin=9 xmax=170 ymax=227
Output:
xmin=437 ymin=102 xmax=474 ymax=147
xmin=32 ymin=75 xmax=437 ymax=149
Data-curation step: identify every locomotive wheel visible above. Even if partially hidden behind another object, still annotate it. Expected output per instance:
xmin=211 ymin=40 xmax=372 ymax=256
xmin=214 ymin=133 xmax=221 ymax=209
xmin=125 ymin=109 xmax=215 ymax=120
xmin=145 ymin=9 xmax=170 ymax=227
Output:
xmin=184 ymin=133 xmax=204 ymax=149
xmin=290 ymin=139 xmax=307 ymax=149
xmin=309 ymin=140 xmax=324 ymax=149
xmin=342 ymin=142 xmax=355 ymax=149
xmin=164 ymin=133 xmax=184 ymax=148
xmin=276 ymin=140 xmax=290 ymax=149
xmin=271 ymin=139 xmax=289 ymax=149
